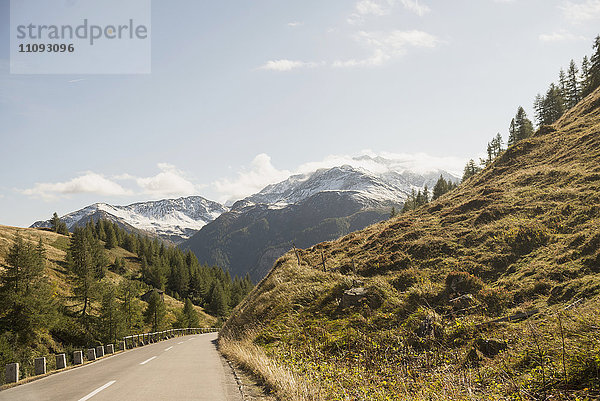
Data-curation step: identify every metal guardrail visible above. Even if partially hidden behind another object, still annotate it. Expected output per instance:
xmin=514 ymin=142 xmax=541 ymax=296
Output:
xmin=3 ymin=327 xmax=219 ymax=385
xmin=122 ymin=327 xmax=219 ymax=349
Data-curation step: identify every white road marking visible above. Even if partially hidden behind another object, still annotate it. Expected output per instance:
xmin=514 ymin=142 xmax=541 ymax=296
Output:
xmin=139 ymin=356 xmax=156 ymax=365
xmin=78 ymin=380 xmax=116 ymax=401
xmin=178 ymin=341 xmax=184 ymax=344
xmin=165 ymin=346 xmax=173 ymax=351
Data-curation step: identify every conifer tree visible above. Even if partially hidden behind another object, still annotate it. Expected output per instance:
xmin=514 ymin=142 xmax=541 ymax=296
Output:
xmin=67 ymin=227 xmax=107 ymax=324
xmin=432 ymin=175 xmax=449 ymax=201
xmin=558 ymin=68 xmax=567 ymax=97
xmin=99 ymin=286 xmax=123 ymax=344
xmin=515 ymin=106 xmax=534 ymax=141
xmin=144 ymin=291 xmax=166 ymax=331
xmin=105 ymin=224 xmax=117 ymax=249
xmin=566 ymin=59 xmax=581 ymax=108
xmin=0 ymin=233 xmax=56 ymax=345
xmin=119 ymin=280 xmax=143 ymax=334
xmin=541 ymin=84 xmax=566 ymax=125
xmin=589 ymin=35 xmax=600 ymax=92
xmin=50 ymin=212 xmax=69 ymax=235
xmin=533 ymin=93 xmax=545 ymax=127
xmin=508 ymin=118 xmax=516 ymax=147
xmin=209 ymin=282 xmax=228 ymax=317
xmin=183 ymin=298 xmax=199 ymax=328
xmin=581 ymin=55 xmax=592 ymax=97
xmin=50 ymin=213 xmax=60 ymax=233
xmin=462 ymin=159 xmax=481 ymax=182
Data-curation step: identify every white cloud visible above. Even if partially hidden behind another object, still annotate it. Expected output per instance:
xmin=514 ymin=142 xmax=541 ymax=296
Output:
xmin=561 ymin=0 xmax=600 ymax=22
xmin=20 ymin=172 xmax=133 ymax=200
xmin=334 ymin=30 xmax=440 ymax=67
xmin=296 ymin=151 xmax=465 ymax=176
xmin=135 ymin=163 xmax=198 ymax=197
xmin=213 ymin=151 xmax=465 ymax=203
xmin=539 ymin=30 xmax=587 ymax=42
xmin=213 ymin=154 xmax=291 ymax=203
xmin=348 ymin=0 xmax=430 ymax=23
xmin=287 ymin=21 xmax=303 ymax=27
xmin=398 ymin=0 xmax=430 ymax=16
xmin=258 ymin=59 xmax=320 ymax=71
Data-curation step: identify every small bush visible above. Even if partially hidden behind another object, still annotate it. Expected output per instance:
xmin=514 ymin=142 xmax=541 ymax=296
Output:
xmin=391 ymin=269 xmax=419 ymax=292
xmin=502 ymin=222 xmax=549 ymax=255
xmin=477 ymin=287 xmax=509 ymax=316
xmin=445 ymin=271 xmax=484 ymax=295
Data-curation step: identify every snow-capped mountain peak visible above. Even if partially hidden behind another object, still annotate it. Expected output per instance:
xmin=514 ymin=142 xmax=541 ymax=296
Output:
xmin=238 ymin=164 xmax=459 ymax=209
xmin=31 ymin=196 xmax=228 ymax=243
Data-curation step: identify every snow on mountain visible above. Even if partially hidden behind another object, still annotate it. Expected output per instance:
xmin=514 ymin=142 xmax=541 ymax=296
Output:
xmin=239 ymin=159 xmax=459 ymax=209
xmin=31 ymin=196 xmax=228 ymax=243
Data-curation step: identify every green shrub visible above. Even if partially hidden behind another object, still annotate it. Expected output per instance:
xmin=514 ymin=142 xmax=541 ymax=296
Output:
xmin=502 ymin=221 xmax=549 ymax=255
xmin=445 ymin=271 xmax=484 ymax=295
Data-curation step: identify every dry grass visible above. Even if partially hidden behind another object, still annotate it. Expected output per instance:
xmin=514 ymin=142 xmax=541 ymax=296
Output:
xmin=220 ymin=332 xmax=324 ymax=401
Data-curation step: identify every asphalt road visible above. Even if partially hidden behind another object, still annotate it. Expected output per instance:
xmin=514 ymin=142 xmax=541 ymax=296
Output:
xmin=0 ymin=332 xmax=243 ymax=401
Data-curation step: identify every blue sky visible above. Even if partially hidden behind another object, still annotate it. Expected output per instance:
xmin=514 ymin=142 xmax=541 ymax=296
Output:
xmin=1 ymin=0 xmax=600 ymax=226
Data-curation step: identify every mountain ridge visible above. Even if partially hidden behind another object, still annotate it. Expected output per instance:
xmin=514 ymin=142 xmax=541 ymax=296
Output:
xmin=31 ymin=196 xmax=227 ymax=244
xmin=184 ymin=164 xmax=459 ymax=281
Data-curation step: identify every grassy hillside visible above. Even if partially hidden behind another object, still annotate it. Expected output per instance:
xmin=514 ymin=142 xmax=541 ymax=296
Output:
xmin=0 ymin=225 xmax=215 ymax=327
xmin=220 ymin=88 xmax=600 ymax=400
xmin=0 ymin=225 xmax=216 ymax=383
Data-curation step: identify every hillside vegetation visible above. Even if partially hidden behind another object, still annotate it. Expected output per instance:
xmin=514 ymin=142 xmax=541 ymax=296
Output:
xmin=220 ymin=87 xmax=600 ymax=400
xmin=0 ymin=224 xmax=220 ymax=384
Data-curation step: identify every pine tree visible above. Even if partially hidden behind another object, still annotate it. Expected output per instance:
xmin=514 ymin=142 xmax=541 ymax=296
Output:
xmin=389 ymin=207 xmax=397 ymax=219
xmin=566 ymin=59 xmax=581 ymax=108
xmin=533 ymin=93 xmax=545 ymax=127
xmin=589 ymin=35 xmax=600 ymax=93
xmin=50 ymin=213 xmax=60 ymax=233
xmin=515 ymin=106 xmax=534 ymax=141
xmin=581 ymin=55 xmax=592 ymax=97
xmin=541 ymin=84 xmax=566 ymax=125
xmin=99 ymin=286 xmax=123 ymax=344
xmin=119 ymin=280 xmax=143 ymax=334
xmin=144 ymin=291 xmax=166 ymax=331
xmin=105 ymin=224 xmax=117 ymax=249
xmin=208 ymin=282 xmax=228 ymax=317
xmin=432 ymin=175 xmax=449 ymax=201
xmin=183 ymin=298 xmax=199 ymax=328
xmin=508 ymin=118 xmax=517 ymax=147
xmin=50 ymin=212 xmax=68 ymax=235
xmin=67 ymin=227 xmax=106 ymax=324
xmin=558 ymin=68 xmax=567 ymax=98
xmin=0 ymin=233 xmax=56 ymax=345
xmin=462 ymin=159 xmax=481 ymax=182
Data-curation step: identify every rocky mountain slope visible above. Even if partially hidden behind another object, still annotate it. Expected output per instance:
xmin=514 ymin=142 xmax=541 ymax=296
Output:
xmin=220 ymin=88 xmax=600 ymax=400
xmin=31 ymin=196 xmax=227 ymax=244
xmin=183 ymin=164 xmax=458 ymax=281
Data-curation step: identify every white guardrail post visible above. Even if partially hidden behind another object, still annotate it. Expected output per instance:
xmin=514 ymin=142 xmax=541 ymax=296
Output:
xmin=3 ymin=328 xmax=220 ymax=384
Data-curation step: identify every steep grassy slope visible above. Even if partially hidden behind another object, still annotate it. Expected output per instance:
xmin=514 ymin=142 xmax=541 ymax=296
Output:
xmin=220 ymin=89 xmax=600 ymax=400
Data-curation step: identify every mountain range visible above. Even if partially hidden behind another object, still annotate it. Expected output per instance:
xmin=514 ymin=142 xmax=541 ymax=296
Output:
xmin=182 ymin=163 xmax=459 ymax=281
xmin=31 ymin=196 xmax=227 ymax=243
xmin=31 ymin=158 xmax=459 ymax=278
